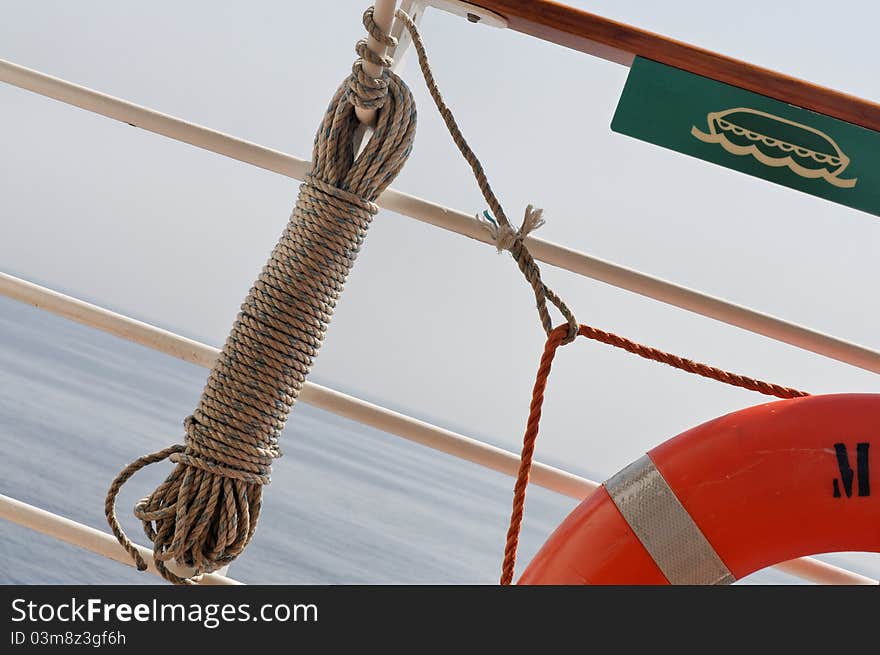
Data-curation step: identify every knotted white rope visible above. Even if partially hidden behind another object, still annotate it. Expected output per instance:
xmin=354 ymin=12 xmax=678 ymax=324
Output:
xmin=481 ymin=205 xmax=546 ymax=253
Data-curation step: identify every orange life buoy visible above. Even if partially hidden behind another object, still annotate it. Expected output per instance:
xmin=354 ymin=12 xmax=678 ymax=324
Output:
xmin=519 ymin=394 xmax=880 ymax=584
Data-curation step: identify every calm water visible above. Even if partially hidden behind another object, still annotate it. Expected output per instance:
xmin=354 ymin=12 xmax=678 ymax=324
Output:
xmin=1 ymin=296 xmax=874 ymax=584
xmin=0 ymin=296 xmax=581 ymax=584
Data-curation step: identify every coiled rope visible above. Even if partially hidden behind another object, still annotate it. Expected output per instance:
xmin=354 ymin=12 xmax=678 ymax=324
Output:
xmin=499 ymin=324 xmax=809 ymax=585
xmin=106 ymin=7 xmax=416 ymax=584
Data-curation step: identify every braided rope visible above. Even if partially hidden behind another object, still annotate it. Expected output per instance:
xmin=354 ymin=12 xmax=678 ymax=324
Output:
xmin=500 ymin=324 xmax=809 ymax=585
xmin=106 ymin=7 xmax=416 ymax=584
xmin=395 ymin=10 xmax=579 ymax=345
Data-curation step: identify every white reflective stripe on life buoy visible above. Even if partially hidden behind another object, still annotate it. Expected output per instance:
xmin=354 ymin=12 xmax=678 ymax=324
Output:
xmin=605 ymin=455 xmax=735 ymax=585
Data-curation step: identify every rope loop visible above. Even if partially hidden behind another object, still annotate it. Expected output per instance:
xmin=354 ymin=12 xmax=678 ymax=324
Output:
xmin=499 ymin=323 xmax=809 ymax=585
xmin=362 ymin=5 xmax=398 ymax=47
xmin=348 ymin=7 xmax=399 ymax=110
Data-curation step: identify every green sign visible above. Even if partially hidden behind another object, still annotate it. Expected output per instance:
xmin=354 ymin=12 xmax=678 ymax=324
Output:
xmin=611 ymin=57 xmax=880 ymax=217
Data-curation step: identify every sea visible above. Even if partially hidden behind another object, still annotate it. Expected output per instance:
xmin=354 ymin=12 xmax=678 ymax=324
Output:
xmin=1 ymin=295 xmax=873 ymax=585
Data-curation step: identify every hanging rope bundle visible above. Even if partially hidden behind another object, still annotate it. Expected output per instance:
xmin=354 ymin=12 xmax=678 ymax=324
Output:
xmin=105 ymin=7 xmax=416 ymax=584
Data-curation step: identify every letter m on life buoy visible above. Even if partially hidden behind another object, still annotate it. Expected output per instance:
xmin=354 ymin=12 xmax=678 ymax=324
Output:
xmin=833 ymin=443 xmax=870 ymax=498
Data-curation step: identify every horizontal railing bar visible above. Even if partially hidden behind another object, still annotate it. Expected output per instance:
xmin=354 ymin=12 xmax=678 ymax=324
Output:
xmin=0 ymin=272 xmax=219 ymax=368
xmin=386 ymin=194 xmax=880 ymax=375
xmin=2 ymin=58 xmax=878 ymax=374
xmin=2 ymin=489 xmax=873 ymax=586
xmin=2 ymin=273 xmax=873 ymax=585
xmin=772 ymin=557 xmax=876 ymax=586
xmin=0 ymin=271 xmax=597 ymax=501
xmin=0 ymin=494 xmax=241 ymax=585
xmin=0 ymin=59 xmax=310 ymax=180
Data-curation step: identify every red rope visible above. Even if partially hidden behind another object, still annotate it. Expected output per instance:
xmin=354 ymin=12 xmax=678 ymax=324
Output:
xmin=499 ymin=323 xmax=809 ymax=585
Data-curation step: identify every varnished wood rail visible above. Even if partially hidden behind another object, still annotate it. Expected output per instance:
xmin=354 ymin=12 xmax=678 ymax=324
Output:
xmin=471 ymin=0 xmax=880 ymax=132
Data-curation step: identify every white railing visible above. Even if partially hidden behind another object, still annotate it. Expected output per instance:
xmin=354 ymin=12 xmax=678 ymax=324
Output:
xmin=0 ymin=494 xmax=241 ymax=585
xmin=2 ymin=58 xmax=878 ymax=375
xmin=0 ymin=272 xmax=598 ymax=500
xmin=0 ymin=57 xmax=877 ymax=585
xmin=1 ymin=272 xmax=875 ymax=585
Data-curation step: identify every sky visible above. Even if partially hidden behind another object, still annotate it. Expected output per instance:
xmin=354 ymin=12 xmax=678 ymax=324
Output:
xmin=1 ymin=0 xmax=878 ymax=487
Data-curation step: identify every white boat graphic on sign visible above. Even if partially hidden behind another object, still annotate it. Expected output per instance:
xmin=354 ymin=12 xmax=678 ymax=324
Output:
xmin=692 ymin=107 xmax=857 ymax=188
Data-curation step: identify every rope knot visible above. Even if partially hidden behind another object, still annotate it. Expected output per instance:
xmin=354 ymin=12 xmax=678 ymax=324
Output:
xmin=478 ymin=204 xmax=578 ymax=343
xmin=481 ymin=204 xmax=545 ymax=253
xmin=348 ymin=7 xmax=398 ymax=110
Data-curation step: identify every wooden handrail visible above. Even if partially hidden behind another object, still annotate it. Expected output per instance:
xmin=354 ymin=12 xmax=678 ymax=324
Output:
xmin=471 ymin=0 xmax=880 ymax=133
